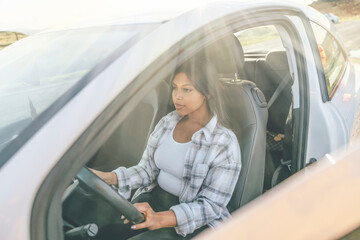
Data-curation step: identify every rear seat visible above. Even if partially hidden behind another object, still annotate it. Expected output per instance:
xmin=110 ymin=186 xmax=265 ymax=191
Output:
xmin=243 ymin=50 xmax=294 ymax=190
xmin=244 ymin=50 xmax=292 ymax=134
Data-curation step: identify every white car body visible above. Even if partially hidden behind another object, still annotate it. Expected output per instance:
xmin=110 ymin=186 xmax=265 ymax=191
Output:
xmin=196 ymin=140 xmax=360 ymax=240
xmin=0 ymin=1 xmax=358 ymax=239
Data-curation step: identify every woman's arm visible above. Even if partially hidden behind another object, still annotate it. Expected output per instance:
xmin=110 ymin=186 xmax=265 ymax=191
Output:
xmin=89 ymin=168 xmax=118 ymax=186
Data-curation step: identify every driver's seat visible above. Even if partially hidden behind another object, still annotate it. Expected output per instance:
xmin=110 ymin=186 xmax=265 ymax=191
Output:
xmin=203 ymin=33 xmax=268 ymax=212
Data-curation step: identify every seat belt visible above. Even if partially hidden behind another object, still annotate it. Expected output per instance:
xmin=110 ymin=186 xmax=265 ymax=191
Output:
xmin=267 ymin=72 xmax=292 ymax=109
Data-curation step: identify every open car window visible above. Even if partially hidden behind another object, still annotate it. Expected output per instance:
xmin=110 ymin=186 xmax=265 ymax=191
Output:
xmin=60 ymin=20 xmax=299 ymax=239
xmin=235 ymin=25 xmax=285 ymax=54
xmin=28 ymin=11 xmax=308 ymax=240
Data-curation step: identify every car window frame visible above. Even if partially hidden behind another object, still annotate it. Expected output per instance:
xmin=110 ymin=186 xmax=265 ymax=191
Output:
xmin=31 ymin=7 xmax=313 ymax=240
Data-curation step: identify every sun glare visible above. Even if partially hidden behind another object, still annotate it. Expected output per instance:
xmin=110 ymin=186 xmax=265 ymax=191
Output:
xmin=0 ymin=0 xmax=314 ymax=33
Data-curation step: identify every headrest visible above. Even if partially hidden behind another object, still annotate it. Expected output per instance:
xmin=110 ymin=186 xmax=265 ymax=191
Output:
xmin=202 ymin=33 xmax=244 ymax=74
xmin=265 ymin=50 xmax=289 ymax=71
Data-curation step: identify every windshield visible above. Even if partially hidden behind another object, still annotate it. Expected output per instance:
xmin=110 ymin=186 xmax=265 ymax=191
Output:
xmin=0 ymin=25 xmax=143 ymax=152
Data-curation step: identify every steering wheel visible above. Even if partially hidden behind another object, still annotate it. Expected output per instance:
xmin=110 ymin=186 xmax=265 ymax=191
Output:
xmin=76 ymin=167 xmax=145 ymax=224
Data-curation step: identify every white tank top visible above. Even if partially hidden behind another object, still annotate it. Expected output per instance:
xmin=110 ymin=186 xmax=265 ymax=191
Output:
xmin=154 ymin=127 xmax=191 ymax=196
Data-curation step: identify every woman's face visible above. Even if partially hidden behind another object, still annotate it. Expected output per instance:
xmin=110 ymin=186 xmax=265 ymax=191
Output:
xmin=172 ymin=72 xmax=207 ymax=116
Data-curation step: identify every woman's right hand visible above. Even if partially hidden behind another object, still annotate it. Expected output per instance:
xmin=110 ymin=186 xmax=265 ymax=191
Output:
xmin=89 ymin=168 xmax=118 ymax=186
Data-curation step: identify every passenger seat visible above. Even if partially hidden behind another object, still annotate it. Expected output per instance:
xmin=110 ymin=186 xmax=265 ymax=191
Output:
xmin=250 ymin=50 xmax=292 ymax=134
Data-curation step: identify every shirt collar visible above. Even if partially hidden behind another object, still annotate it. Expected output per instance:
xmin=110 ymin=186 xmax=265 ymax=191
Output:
xmin=199 ymin=114 xmax=217 ymax=142
xmin=168 ymin=111 xmax=218 ymax=142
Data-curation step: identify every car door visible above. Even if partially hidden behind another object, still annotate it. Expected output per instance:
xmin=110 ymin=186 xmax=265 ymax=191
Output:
xmin=31 ymin=6 xmax=313 ymax=240
xmin=14 ymin=3 xmax=348 ymax=240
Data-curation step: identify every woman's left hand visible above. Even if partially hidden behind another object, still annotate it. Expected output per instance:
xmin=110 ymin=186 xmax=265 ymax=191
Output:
xmin=123 ymin=202 xmax=177 ymax=230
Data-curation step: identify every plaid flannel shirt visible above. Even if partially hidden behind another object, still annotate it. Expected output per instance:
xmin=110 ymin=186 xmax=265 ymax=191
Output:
xmin=113 ymin=111 xmax=241 ymax=237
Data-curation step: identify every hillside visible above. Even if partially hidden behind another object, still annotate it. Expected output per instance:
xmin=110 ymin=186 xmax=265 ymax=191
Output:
xmin=0 ymin=32 xmax=27 ymax=50
xmin=310 ymin=0 xmax=360 ymax=19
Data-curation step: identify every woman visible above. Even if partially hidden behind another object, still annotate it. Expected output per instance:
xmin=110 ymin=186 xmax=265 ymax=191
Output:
xmin=92 ymin=56 xmax=241 ymax=239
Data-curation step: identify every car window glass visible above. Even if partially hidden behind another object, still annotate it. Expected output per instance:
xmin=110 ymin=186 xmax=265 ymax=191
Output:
xmin=310 ymin=22 xmax=346 ymax=97
xmin=235 ymin=25 xmax=285 ymax=53
xmin=0 ymin=27 xmax=137 ymax=152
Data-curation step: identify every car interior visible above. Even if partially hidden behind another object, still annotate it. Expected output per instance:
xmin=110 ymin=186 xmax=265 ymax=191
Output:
xmin=62 ymin=24 xmax=295 ymax=239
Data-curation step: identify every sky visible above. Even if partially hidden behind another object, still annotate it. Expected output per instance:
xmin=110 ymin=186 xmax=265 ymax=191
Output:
xmin=0 ymin=0 xmax=315 ymax=34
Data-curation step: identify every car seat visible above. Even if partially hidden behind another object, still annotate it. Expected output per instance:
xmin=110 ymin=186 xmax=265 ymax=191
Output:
xmin=264 ymin=50 xmax=293 ymax=134
xmin=203 ymin=33 xmax=268 ymax=211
